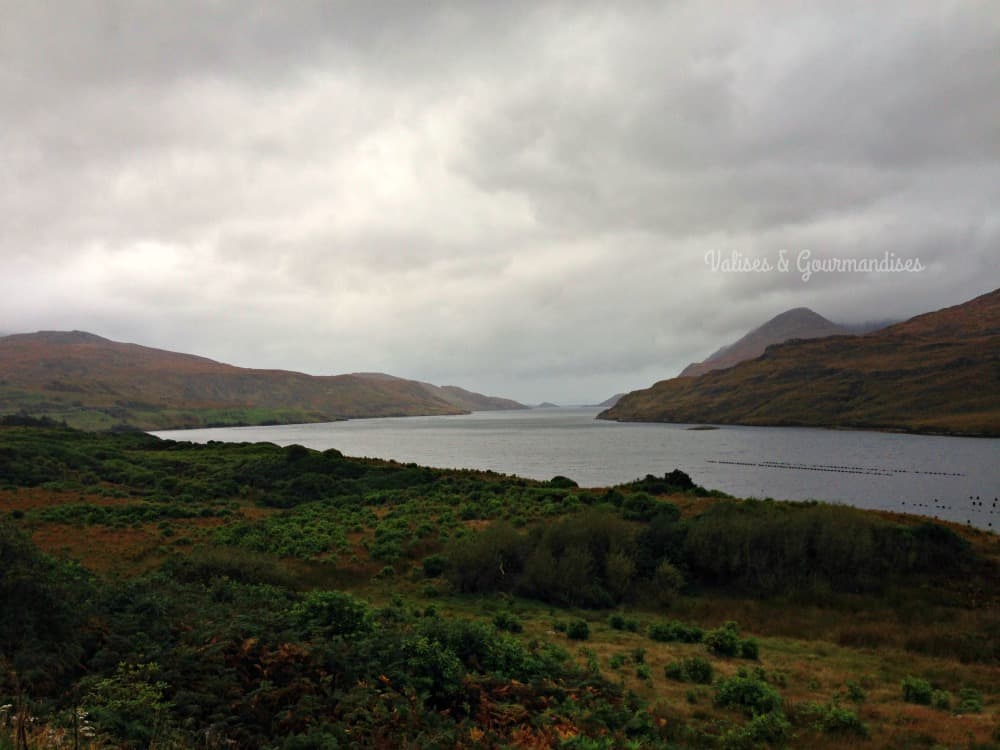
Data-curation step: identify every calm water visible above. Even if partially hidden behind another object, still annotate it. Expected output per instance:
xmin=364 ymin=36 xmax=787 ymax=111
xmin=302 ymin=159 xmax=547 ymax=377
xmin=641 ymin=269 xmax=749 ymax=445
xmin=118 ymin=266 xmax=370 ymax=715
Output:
xmin=155 ymin=407 xmax=1000 ymax=530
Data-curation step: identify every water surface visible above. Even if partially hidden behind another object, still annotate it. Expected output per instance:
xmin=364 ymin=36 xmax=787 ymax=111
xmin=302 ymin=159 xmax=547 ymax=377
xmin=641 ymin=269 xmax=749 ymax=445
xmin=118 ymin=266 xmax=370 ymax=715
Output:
xmin=155 ymin=407 xmax=999 ymax=530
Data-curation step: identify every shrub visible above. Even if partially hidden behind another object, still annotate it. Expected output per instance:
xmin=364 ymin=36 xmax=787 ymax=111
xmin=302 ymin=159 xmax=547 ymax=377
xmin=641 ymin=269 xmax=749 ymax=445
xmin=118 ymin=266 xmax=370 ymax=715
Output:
xmin=604 ymin=551 xmax=636 ymax=600
xmin=845 ymin=680 xmax=866 ymax=703
xmin=902 ymin=675 xmax=933 ymax=705
xmin=493 ymin=612 xmax=523 ymax=633
xmin=444 ymin=522 xmax=523 ymax=593
xmin=931 ymin=689 xmax=951 ymax=711
xmin=652 ymin=560 xmax=684 ymax=606
xmin=744 ymin=711 xmax=791 ymax=744
xmin=549 ymin=475 xmax=578 ymax=488
xmin=290 ymin=590 xmax=375 ymax=637
xmin=802 ymin=702 xmax=868 ymax=737
xmin=664 ymin=656 xmax=714 ymax=685
xmin=165 ymin=546 xmax=295 ymax=588
xmin=636 ymin=663 xmax=651 ymax=680
xmin=609 ymin=613 xmax=626 ymax=630
xmin=422 ymin=554 xmax=446 ymax=578
xmin=715 ymin=674 xmax=782 ymax=716
xmin=566 ymin=619 xmax=590 ymax=641
xmin=705 ymin=621 xmax=740 ymax=657
xmin=958 ymin=687 xmax=983 ymax=713
xmin=739 ymin=638 xmax=759 ymax=660
xmin=649 ymin=619 xmax=703 ymax=644
xmin=621 ymin=493 xmax=660 ymax=521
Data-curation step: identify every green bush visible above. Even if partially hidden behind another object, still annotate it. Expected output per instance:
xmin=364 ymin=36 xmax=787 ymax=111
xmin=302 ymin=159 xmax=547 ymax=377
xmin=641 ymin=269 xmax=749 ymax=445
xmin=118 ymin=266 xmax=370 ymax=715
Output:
xmin=845 ymin=680 xmax=866 ymax=703
xmin=290 ymin=590 xmax=375 ymax=637
xmin=741 ymin=711 xmax=790 ymax=744
xmin=901 ymin=675 xmax=933 ymax=705
xmin=444 ymin=522 xmax=523 ymax=593
xmin=549 ymin=475 xmax=578 ymax=489
xmin=493 ymin=612 xmax=523 ymax=633
xmin=664 ymin=656 xmax=714 ymax=684
xmin=958 ymin=687 xmax=983 ymax=713
xmin=648 ymin=619 xmax=704 ymax=643
xmin=652 ymin=560 xmax=684 ymax=606
xmin=566 ymin=619 xmax=590 ymax=641
xmin=165 ymin=547 xmax=295 ymax=588
xmin=705 ymin=621 xmax=740 ymax=657
xmin=739 ymin=638 xmax=759 ymax=660
xmin=715 ymin=674 xmax=782 ymax=716
xmin=608 ymin=613 xmax=626 ymax=630
xmin=802 ymin=702 xmax=868 ymax=737
xmin=422 ymin=554 xmax=446 ymax=578
xmin=931 ymin=689 xmax=951 ymax=711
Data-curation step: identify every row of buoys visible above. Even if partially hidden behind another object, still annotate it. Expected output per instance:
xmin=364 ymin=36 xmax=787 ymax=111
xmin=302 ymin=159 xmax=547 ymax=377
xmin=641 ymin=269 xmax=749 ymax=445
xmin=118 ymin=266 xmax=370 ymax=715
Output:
xmin=706 ymin=458 xmax=965 ymax=477
xmin=708 ymin=459 xmax=892 ymax=476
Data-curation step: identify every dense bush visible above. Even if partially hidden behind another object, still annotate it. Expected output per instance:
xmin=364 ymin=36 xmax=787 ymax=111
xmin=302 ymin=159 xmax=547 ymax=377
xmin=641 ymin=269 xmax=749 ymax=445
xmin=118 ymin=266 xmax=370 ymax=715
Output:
xmin=164 ymin=547 xmax=296 ymax=588
xmin=715 ymin=672 xmax=783 ymax=716
xmin=801 ymin=701 xmax=868 ymax=737
xmin=444 ymin=522 xmax=524 ymax=593
xmin=566 ymin=619 xmax=590 ymax=641
xmin=289 ymin=590 xmax=376 ymax=637
xmin=684 ymin=500 xmax=974 ymax=595
xmin=704 ymin=622 xmax=741 ymax=657
xmin=664 ymin=656 xmax=714 ymax=684
xmin=901 ymin=675 xmax=933 ymax=705
xmin=0 ymin=525 xmax=95 ymax=693
xmin=649 ymin=620 xmax=704 ymax=644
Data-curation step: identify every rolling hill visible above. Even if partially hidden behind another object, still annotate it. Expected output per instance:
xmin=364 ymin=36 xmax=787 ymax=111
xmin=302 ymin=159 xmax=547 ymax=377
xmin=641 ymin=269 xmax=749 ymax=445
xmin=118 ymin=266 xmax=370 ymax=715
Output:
xmin=600 ymin=288 xmax=1000 ymax=436
xmin=0 ymin=331 xmax=527 ymax=430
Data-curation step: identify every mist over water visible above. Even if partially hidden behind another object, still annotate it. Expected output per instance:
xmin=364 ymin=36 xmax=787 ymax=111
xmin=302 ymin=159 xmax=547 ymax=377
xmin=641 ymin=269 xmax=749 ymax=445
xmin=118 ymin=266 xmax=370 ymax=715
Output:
xmin=156 ymin=407 xmax=999 ymax=530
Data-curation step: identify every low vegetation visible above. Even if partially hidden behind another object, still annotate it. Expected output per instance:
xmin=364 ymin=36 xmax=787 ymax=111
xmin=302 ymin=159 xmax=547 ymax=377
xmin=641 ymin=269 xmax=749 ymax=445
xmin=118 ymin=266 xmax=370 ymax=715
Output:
xmin=1 ymin=420 xmax=998 ymax=748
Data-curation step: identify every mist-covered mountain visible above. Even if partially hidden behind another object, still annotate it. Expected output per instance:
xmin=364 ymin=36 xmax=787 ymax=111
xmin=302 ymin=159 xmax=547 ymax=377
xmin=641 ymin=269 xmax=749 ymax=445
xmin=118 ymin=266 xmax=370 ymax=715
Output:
xmin=600 ymin=288 xmax=1000 ymax=436
xmin=679 ymin=308 xmax=852 ymax=377
xmin=595 ymin=393 xmax=625 ymax=408
xmin=0 ymin=331 xmax=526 ymax=430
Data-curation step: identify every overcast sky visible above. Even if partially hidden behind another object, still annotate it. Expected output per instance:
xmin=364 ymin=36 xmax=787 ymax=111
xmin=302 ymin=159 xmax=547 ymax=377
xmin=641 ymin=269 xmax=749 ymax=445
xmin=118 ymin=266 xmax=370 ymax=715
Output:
xmin=1 ymin=1 xmax=997 ymax=403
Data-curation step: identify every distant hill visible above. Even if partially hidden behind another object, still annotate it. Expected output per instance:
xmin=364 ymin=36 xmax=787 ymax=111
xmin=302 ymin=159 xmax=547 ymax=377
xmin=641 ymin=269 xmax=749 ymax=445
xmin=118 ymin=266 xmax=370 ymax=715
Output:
xmin=600 ymin=289 xmax=1000 ymax=436
xmin=680 ymin=308 xmax=851 ymax=377
xmin=535 ymin=402 xmax=560 ymax=408
xmin=0 ymin=331 xmax=527 ymax=430
xmin=595 ymin=393 xmax=625 ymax=408
xmin=350 ymin=373 xmax=527 ymax=412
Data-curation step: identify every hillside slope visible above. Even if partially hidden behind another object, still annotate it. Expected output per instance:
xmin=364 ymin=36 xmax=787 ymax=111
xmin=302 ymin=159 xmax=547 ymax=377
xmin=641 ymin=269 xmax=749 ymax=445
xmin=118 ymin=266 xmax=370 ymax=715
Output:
xmin=0 ymin=332 xmax=526 ymax=430
xmin=600 ymin=289 xmax=1000 ymax=436
xmin=680 ymin=308 xmax=851 ymax=377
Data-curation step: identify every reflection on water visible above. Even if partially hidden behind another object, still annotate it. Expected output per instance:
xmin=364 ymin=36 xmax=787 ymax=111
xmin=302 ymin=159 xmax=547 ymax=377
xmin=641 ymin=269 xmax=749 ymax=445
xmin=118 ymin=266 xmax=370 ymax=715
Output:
xmin=155 ymin=407 xmax=999 ymax=530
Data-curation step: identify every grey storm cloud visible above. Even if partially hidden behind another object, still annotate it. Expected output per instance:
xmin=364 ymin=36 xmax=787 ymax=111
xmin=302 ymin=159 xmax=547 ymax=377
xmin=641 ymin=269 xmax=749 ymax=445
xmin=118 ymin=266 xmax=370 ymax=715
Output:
xmin=1 ymin=0 xmax=997 ymax=403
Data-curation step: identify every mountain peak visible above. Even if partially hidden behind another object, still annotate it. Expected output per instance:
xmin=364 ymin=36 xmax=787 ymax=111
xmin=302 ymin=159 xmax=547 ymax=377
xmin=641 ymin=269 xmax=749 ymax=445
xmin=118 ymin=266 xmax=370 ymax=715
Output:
xmin=679 ymin=307 xmax=849 ymax=377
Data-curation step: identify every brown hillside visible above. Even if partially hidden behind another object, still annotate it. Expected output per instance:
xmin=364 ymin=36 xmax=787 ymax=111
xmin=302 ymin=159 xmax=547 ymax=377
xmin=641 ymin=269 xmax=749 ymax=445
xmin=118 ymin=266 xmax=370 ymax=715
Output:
xmin=0 ymin=331 xmax=526 ymax=430
xmin=600 ymin=289 xmax=1000 ymax=436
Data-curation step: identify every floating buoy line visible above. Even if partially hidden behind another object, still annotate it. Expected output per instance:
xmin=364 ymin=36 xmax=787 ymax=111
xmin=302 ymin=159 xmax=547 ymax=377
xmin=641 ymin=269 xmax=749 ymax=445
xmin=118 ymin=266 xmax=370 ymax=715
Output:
xmin=706 ymin=459 xmax=964 ymax=478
